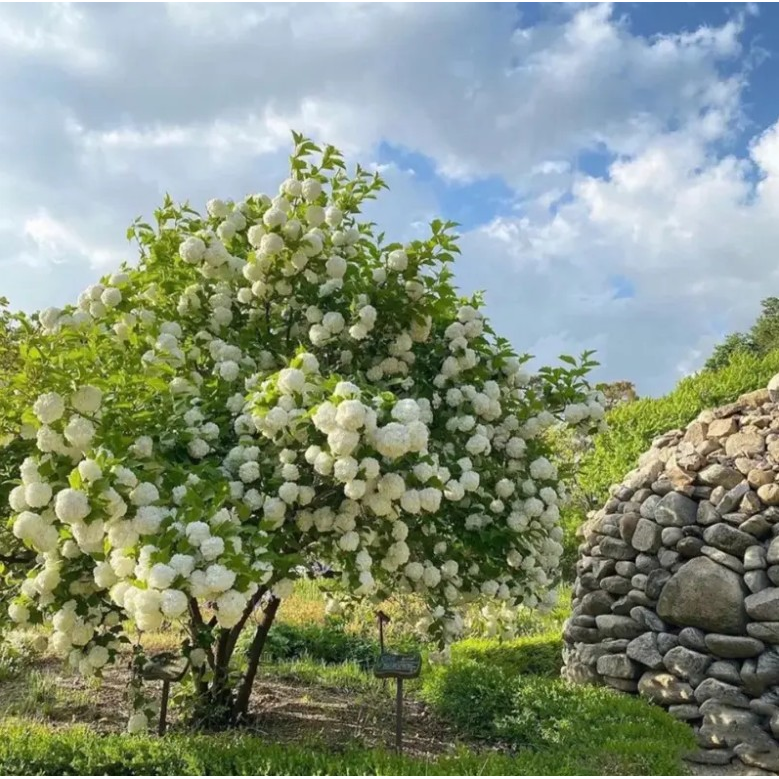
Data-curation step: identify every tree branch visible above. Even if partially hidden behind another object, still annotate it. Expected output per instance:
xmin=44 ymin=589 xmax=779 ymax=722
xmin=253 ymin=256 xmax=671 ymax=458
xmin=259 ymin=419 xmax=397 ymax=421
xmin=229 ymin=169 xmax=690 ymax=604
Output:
xmin=232 ymin=596 xmax=280 ymax=719
xmin=224 ymin=586 xmax=267 ymax=661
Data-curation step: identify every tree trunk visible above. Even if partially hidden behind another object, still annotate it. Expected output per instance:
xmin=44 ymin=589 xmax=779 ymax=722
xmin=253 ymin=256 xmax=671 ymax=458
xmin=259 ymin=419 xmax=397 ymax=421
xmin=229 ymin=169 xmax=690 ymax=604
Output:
xmin=232 ymin=596 xmax=281 ymax=720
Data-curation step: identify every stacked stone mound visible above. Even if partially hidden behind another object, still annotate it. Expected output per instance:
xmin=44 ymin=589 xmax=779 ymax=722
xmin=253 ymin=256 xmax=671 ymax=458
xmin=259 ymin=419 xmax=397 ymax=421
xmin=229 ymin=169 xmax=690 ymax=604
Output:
xmin=563 ymin=379 xmax=779 ymax=773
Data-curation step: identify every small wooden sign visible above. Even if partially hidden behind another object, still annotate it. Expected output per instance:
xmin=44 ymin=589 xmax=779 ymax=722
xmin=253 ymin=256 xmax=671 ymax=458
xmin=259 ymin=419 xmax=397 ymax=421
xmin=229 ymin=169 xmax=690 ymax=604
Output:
xmin=139 ymin=652 xmax=190 ymax=683
xmin=374 ymin=651 xmax=422 ymax=680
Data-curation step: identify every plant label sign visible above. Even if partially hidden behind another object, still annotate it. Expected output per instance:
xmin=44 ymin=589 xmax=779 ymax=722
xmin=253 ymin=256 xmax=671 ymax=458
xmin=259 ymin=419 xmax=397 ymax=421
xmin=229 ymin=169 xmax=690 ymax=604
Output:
xmin=373 ymin=652 xmax=422 ymax=680
xmin=139 ymin=652 xmax=190 ymax=683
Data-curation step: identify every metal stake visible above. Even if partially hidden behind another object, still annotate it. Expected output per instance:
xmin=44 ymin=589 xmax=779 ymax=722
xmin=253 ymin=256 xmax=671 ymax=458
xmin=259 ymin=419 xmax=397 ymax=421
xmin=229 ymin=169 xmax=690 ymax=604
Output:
xmin=395 ymin=677 xmax=403 ymax=753
xmin=158 ymin=680 xmax=170 ymax=736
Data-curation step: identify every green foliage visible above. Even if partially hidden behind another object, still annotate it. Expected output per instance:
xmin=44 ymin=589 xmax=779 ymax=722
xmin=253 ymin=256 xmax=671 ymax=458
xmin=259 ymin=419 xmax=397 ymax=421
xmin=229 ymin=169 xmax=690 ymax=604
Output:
xmin=705 ymin=296 xmax=779 ymax=371
xmin=449 ymin=633 xmax=562 ymax=678
xmin=579 ymin=349 xmax=779 ymax=504
xmin=420 ymin=661 xmax=694 ymax=775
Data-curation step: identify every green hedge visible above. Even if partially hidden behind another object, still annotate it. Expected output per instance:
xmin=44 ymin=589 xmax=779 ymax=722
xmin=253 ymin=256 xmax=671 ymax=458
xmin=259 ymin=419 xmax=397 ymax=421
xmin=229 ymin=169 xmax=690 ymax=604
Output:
xmin=450 ymin=632 xmax=562 ymax=678
xmin=0 ymin=718 xmax=692 ymax=776
xmin=579 ymin=349 xmax=779 ymax=503
xmin=420 ymin=661 xmax=694 ymax=775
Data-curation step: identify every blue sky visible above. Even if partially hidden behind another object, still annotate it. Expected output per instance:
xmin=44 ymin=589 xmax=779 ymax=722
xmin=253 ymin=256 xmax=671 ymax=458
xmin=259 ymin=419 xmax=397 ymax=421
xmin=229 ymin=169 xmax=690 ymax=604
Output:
xmin=2 ymin=3 xmax=779 ymax=396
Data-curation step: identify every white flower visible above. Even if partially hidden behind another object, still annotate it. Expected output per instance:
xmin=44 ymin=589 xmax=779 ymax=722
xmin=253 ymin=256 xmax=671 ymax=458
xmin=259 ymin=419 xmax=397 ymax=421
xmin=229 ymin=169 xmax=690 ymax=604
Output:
xmin=506 ymin=437 xmax=526 ymax=458
xmin=186 ymin=521 xmax=211 ymax=546
xmin=281 ymin=177 xmax=302 ymax=197
xmin=328 ymin=429 xmax=359 ymax=456
xmin=8 ymin=603 xmax=30 ymax=624
xmin=278 ymin=368 xmax=306 ymax=394
xmin=101 ymin=287 xmax=122 ymax=308
xmin=130 ymin=436 xmax=153 ymax=459
xmin=325 ymin=256 xmax=347 ymax=279
xmin=9 ymin=485 xmax=28 ymax=512
xmin=388 ymin=249 xmax=408 ymax=272
xmin=78 ymin=459 xmax=103 ymax=483
xmin=334 ymin=456 xmax=359 ymax=482
xmin=25 ymin=481 xmax=52 ymax=508
xmin=465 ymin=433 xmax=489 ymax=456
xmin=325 ymin=206 xmax=343 ymax=226
xmin=260 ymin=232 xmax=285 ymax=256
xmin=263 ymin=207 xmax=287 ymax=229
xmin=344 ymin=479 xmax=366 ymax=500
xmin=278 ymin=482 xmax=299 ymax=504
xmin=272 ymin=578 xmax=294 ymax=599
xmin=33 ymin=392 xmax=65 ymax=424
xmin=188 ymin=439 xmax=210 ymax=459
xmin=335 ymin=400 xmax=366 ymax=430
xmin=495 ymin=479 xmax=515 ymax=498
xmin=180 ymin=236 xmax=206 ymax=264
xmin=264 ymin=496 xmax=286 ymax=523
xmin=170 ymin=554 xmax=195 ymax=577
xmin=349 ymin=323 xmax=368 ymax=340
xmin=55 ymin=489 xmax=90 ymax=524
xmin=200 ymin=536 xmax=225 ymax=561
xmin=205 ymin=563 xmax=236 ymax=593
xmin=64 ymin=416 xmax=95 ymax=450
xmin=216 ymin=590 xmax=247 ymax=628
xmin=391 ymin=399 xmax=420 ymax=424
xmin=129 ymin=482 xmax=159 ymax=506
xmin=127 ymin=712 xmax=148 ymax=734
xmin=375 ymin=423 xmax=410 ymax=459
xmin=529 ymin=457 xmax=556 ymax=481
xmin=302 ymin=178 xmax=322 ymax=201
xmin=71 ymin=386 xmax=102 ymax=415
xmin=147 ymin=563 xmax=176 ymax=590
xmin=338 ymin=530 xmax=360 ymax=551
xmin=419 ymin=487 xmax=442 ymax=513
xmin=238 ymin=461 xmax=260 ymax=483
xmin=207 ymin=199 xmax=230 ymax=218
xmin=322 ymin=311 xmax=345 ymax=333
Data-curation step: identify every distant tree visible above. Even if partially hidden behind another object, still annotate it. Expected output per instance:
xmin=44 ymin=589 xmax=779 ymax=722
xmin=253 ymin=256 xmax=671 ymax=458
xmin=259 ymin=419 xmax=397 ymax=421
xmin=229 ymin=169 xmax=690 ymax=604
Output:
xmin=704 ymin=297 xmax=779 ymax=372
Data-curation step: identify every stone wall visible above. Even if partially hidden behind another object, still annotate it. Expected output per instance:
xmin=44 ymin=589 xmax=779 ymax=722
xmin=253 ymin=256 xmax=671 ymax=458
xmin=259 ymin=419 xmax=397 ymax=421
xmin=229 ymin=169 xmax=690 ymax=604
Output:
xmin=563 ymin=379 xmax=779 ymax=773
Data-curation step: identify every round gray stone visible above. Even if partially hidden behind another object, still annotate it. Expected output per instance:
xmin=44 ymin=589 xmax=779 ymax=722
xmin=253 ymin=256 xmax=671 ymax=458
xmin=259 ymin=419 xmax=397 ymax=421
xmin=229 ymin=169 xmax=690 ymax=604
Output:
xmin=657 ymin=557 xmax=748 ymax=634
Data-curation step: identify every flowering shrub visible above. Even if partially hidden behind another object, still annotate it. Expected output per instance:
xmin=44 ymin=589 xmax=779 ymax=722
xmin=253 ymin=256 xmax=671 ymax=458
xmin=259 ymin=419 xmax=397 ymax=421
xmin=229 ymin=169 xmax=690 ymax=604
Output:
xmin=0 ymin=134 xmax=603 ymax=728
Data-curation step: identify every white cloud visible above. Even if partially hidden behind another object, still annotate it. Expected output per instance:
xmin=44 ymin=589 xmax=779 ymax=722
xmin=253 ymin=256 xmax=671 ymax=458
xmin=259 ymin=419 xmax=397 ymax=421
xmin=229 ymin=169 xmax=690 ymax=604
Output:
xmin=459 ymin=120 xmax=779 ymax=395
xmin=0 ymin=2 xmax=774 ymax=395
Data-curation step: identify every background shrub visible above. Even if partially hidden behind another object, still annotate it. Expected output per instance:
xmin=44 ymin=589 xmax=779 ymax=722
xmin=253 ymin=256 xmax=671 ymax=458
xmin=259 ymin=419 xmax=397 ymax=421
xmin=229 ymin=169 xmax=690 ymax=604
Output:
xmin=450 ymin=633 xmax=562 ymax=678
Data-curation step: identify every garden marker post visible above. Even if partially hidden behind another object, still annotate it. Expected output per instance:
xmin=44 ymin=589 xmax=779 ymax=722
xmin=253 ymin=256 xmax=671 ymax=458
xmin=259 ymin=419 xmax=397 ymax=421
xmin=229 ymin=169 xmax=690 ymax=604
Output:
xmin=139 ymin=653 xmax=190 ymax=736
xmin=373 ymin=617 xmax=421 ymax=755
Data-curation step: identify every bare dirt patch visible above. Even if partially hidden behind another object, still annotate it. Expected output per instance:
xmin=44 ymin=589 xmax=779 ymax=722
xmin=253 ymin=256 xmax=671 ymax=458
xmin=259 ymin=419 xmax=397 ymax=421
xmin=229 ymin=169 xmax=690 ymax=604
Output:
xmin=0 ymin=657 xmax=464 ymax=758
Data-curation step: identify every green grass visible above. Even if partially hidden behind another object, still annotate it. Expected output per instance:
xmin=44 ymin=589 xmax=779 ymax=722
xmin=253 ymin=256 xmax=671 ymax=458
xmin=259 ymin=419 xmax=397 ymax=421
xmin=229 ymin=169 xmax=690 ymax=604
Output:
xmin=419 ymin=660 xmax=694 ymax=775
xmin=0 ymin=715 xmax=693 ymax=776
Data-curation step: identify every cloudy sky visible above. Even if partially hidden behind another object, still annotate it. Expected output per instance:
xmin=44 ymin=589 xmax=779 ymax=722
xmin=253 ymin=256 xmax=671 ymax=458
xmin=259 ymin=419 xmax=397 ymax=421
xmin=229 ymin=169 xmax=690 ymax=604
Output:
xmin=2 ymin=2 xmax=779 ymax=396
